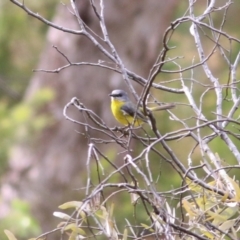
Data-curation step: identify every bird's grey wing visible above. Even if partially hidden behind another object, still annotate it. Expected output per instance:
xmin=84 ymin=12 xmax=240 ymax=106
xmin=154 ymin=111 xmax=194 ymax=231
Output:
xmin=121 ymin=103 xmax=148 ymax=122
xmin=120 ymin=103 xmax=135 ymax=117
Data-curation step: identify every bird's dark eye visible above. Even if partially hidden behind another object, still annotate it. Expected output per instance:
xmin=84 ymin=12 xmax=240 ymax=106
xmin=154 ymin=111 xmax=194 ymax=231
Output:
xmin=115 ymin=93 xmax=122 ymax=97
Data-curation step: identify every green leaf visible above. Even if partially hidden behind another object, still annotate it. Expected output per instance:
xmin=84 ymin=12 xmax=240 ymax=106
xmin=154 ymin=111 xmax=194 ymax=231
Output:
xmin=211 ymin=206 xmax=238 ymax=226
xmin=196 ymin=196 xmax=215 ymax=211
xmin=58 ymin=201 xmax=83 ymax=209
xmin=53 ymin=211 xmax=71 ymax=220
xmin=140 ymin=223 xmax=151 ymax=229
xmin=186 ymin=178 xmax=203 ymax=193
xmin=219 ymin=219 xmax=236 ymax=232
xmin=68 ymin=230 xmax=77 ymax=240
xmin=182 ymin=199 xmax=196 ymax=218
xmin=4 ymin=230 xmax=18 ymax=240
xmin=201 ymin=230 xmax=215 ymax=240
xmin=64 ymin=223 xmax=86 ymax=235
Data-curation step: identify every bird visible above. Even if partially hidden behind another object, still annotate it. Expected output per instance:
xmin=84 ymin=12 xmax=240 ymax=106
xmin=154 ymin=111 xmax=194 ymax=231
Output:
xmin=109 ymin=89 xmax=175 ymax=127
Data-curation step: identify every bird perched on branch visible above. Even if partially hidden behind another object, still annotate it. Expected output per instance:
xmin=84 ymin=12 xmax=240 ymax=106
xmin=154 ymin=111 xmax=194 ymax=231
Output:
xmin=109 ymin=89 xmax=175 ymax=127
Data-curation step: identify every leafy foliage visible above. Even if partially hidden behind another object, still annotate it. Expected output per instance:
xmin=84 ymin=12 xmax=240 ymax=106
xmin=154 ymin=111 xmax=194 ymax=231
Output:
xmin=4 ymin=0 xmax=240 ymax=240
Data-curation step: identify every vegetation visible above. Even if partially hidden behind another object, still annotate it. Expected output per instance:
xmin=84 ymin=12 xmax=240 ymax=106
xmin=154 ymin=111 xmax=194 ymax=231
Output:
xmin=2 ymin=0 xmax=240 ymax=239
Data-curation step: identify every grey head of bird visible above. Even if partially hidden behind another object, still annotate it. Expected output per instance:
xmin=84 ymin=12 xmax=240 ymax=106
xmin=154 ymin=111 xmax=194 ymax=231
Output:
xmin=109 ymin=89 xmax=130 ymax=102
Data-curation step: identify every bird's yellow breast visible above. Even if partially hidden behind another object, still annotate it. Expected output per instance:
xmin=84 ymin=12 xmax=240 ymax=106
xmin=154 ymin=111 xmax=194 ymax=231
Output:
xmin=110 ymin=99 xmax=143 ymax=126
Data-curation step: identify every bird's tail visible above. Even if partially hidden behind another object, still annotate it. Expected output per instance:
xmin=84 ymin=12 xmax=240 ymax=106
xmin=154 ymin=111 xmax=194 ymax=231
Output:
xmin=148 ymin=103 xmax=175 ymax=112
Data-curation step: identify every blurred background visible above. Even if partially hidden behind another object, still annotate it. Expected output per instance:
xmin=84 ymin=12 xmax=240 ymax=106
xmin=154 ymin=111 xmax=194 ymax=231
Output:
xmin=1 ymin=0 xmax=240 ymax=239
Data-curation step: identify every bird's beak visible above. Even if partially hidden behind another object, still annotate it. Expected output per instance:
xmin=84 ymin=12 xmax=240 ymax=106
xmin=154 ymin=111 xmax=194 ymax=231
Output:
xmin=109 ymin=93 xmax=113 ymax=97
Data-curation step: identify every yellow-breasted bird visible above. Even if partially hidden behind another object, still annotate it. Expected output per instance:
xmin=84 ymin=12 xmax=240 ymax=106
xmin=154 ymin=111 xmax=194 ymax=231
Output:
xmin=109 ymin=89 xmax=175 ymax=126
